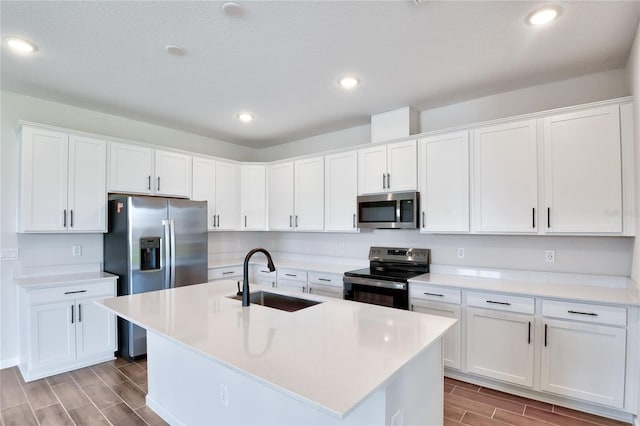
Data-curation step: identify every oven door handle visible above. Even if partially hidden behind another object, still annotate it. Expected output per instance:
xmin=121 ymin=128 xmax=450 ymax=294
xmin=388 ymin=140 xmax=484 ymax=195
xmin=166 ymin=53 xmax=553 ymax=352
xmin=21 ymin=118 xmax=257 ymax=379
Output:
xmin=343 ymin=276 xmax=407 ymax=290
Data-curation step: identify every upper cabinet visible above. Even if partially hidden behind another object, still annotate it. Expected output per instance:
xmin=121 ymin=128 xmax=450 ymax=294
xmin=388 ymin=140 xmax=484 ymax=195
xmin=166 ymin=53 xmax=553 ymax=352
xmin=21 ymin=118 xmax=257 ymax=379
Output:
xmin=472 ymin=120 xmax=538 ymax=233
xmin=418 ymin=132 xmax=469 ymax=233
xmin=268 ymin=157 xmax=324 ymax=231
xmin=358 ymin=140 xmax=417 ymax=194
xmin=241 ymin=165 xmax=267 ymax=231
xmin=542 ymin=105 xmax=622 ymax=234
xmin=325 ymin=151 xmax=358 ymax=232
xmin=192 ymin=157 xmax=241 ymax=231
xmin=109 ymin=142 xmax=191 ymax=198
xmin=19 ymin=125 xmax=107 ymax=233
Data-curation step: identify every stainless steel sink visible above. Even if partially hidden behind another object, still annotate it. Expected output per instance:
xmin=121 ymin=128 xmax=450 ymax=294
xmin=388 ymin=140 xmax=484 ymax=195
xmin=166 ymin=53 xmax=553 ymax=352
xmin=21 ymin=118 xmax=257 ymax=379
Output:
xmin=229 ymin=291 xmax=322 ymax=312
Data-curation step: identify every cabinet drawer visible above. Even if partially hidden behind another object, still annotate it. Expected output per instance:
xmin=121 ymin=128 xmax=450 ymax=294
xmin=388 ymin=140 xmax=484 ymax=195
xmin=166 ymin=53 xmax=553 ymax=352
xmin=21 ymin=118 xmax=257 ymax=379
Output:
xmin=254 ymin=267 xmax=276 ymax=278
xmin=542 ymin=300 xmax=626 ymax=326
xmin=410 ymin=284 xmax=461 ymax=305
xmin=28 ymin=281 xmax=116 ymax=305
xmin=466 ymin=291 xmax=534 ymax=314
xmin=307 ymin=271 xmax=343 ymax=288
xmin=277 ymin=268 xmax=307 ymax=282
xmin=208 ymin=266 xmax=243 ymax=280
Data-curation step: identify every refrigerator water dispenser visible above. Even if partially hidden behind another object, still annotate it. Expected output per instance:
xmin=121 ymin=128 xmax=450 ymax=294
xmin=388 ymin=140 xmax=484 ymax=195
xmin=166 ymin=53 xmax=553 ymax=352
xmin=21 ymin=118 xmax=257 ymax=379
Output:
xmin=140 ymin=237 xmax=161 ymax=271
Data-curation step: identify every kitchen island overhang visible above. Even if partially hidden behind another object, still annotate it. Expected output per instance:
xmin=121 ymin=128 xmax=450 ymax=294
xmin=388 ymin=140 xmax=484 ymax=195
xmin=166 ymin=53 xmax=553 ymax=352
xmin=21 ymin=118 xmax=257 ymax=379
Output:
xmin=97 ymin=280 xmax=456 ymax=425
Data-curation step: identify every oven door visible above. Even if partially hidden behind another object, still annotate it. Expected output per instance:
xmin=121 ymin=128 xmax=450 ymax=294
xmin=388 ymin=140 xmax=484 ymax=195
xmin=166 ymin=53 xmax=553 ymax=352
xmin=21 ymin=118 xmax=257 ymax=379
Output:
xmin=343 ymin=276 xmax=409 ymax=310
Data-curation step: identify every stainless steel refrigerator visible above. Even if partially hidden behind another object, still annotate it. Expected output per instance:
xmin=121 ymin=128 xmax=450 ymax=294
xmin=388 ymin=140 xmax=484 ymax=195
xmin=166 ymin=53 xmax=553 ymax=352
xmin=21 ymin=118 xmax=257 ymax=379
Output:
xmin=103 ymin=196 xmax=208 ymax=359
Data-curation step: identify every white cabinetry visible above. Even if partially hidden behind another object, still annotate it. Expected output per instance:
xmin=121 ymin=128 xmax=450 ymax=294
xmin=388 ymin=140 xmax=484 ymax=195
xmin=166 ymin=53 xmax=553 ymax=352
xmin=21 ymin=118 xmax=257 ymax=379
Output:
xmin=109 ymin=142 xmax=191 ymax=198
xmin=268 ymin=158 xmax=324 ymax=231
xmin=358 ymin=140 xmax=417 ymax=194
xmin=473 ymin=120 xmax=538 ymax=233
xmin=540 ymin=300 xmax=626 ymax=408
xmin=543 ymin=105 xmax=622 ymax=233
xmin=277 ymin=268 xmax=308 ymax=293
xmin=465 ymin=292 xmax=535 ymax=387
xmin=208 ymin=265 xmax=243 ymax=282
xmin=192 ymin=157 xmax=241 ymax=231
xmin=324 ymin=151 xmax=358 ymax=232
xmin=252 ymin=265 xmax=277 ymax=288
xmin=18 ymin=278 xmax=117 ymax=382
xmin=307 ymin=271 xmax=343 ymax=299
xmin=410 ymin=284 xmax=462 ymax=369
xmin=19 ymin=125 xmax=107 ymax=233
xmin=418 ymin=132 xmax=469 ymax=233
xmin=241 ymin=165 xmax=267 ymax=230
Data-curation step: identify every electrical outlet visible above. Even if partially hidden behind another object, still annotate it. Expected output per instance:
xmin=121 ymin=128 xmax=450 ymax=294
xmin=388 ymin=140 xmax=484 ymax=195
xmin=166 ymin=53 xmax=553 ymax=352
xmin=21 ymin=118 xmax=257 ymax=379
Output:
xmin=1 ymin=248 xmax=19 ymax=261
xmin=457 ymin=248 xmax=465 ymax=259
xmin=339 ymin=244 xmax=345 ymax=253
xmin=391 ymin=409 xmax=404 ymax=426
xmin=220 ymin=384 xmax=229 ymax=407
xmin=545 ymin=250 xmax=555 ymax=263
xmin=72 ymin=245 xmax=82 ymax=256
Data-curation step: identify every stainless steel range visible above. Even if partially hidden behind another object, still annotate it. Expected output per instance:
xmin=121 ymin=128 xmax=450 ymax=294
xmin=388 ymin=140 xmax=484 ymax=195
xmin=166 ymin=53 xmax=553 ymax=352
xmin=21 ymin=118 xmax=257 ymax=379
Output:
xmin=343 ymin=246 xmax=430 ymax=310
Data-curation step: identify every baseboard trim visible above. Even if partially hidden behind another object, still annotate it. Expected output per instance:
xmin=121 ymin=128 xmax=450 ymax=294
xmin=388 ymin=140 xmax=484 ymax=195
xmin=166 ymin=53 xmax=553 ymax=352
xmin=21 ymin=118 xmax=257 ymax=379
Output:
xmin=0 ymin=357 xmax=19 ymax=369
xmin=146 ymin=395 xmax=183 ymax=426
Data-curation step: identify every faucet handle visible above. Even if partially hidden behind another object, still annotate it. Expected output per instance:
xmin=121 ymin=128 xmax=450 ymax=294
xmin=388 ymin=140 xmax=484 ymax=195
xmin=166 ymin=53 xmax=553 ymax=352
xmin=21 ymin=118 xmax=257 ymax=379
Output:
xmin=236 ymin=281 xmax=242 ymax=296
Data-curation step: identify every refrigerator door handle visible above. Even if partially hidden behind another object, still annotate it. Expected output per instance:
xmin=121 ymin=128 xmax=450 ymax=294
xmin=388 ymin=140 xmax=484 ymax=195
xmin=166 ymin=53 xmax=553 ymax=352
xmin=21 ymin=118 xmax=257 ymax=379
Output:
xmin=163 ymin=219 xmax=171 ymax=289
xmin=170 ymin=219 xmax=176 ymax=288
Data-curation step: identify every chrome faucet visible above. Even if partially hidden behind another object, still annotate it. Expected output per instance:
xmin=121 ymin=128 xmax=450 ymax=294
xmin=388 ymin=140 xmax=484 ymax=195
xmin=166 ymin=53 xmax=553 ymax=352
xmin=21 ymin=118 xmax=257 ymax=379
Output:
xmin=242 ymin=248 xmax=276 ymax=307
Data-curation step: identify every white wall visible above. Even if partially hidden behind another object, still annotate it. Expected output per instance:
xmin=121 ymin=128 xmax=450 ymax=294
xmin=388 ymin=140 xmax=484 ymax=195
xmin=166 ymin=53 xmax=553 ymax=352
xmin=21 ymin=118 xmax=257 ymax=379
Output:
xmin=624 ymin=19 xmax=640 ymax=424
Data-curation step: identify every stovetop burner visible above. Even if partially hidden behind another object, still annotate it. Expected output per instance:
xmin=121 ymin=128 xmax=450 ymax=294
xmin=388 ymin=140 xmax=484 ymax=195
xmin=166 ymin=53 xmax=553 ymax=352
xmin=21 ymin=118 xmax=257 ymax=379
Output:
xmin=343 ymin=246 xmax=430 ymax=282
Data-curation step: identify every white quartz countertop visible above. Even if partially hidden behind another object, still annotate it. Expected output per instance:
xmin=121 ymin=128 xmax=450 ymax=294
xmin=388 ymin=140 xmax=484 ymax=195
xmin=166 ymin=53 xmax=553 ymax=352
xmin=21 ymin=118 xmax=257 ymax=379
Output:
xmin=97 ymin=281 xmax=455 ymax=417
xmin=14 ymin=271 xmax=117 ymax=289
xmin=410 ymin=273 xmax=639 ymax=306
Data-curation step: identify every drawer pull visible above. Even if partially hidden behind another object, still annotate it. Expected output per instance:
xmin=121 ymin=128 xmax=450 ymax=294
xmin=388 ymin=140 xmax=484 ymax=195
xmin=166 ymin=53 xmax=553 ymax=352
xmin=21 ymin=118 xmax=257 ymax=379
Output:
xmin=285 ymin=274 xmax=297 ymax=277
xmin=71 ymin=305 xmax=74 ymax=324
xmin=486 ymin=300 xmax=511 ymax=306
xmin=318 ymin=278 xmax=331 ymax=282
xmin=222 ymin=271 xmax=235 ymax=275
xmin=544 ymin=324 xmax=548 ymax=347
xmin=567 ymin=310 xmax=598 ymax=317
xmin=260 ymin=270 xmax=270 ymax=273
xmin=78 ymin=304 xmax=82 ymax=322
xmin=64 ymin=290 xmax=87 ymax=295
xmin=528 ymin=321 xmax=531 ymax=344
xmin=424 ymin=292 xmax=444 ymax=297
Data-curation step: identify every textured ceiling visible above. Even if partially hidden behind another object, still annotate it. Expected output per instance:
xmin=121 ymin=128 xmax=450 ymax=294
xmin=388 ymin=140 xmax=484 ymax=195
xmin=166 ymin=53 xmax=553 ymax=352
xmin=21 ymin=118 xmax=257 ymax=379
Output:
xmin=2 ymin=1 xmax=639 ymax=148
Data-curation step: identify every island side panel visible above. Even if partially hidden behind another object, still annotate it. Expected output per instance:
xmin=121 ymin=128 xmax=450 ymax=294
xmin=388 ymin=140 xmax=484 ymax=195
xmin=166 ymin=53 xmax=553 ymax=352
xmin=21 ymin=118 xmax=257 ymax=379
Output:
xmin=145 ymin=330 xmax=388 ymax=425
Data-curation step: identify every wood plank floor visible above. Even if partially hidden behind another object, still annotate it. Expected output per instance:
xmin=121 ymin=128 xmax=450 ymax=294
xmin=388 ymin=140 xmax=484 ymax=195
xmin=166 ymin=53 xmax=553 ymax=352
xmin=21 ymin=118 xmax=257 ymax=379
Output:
xmin=0 ymin=360 xmax=632 ymax=426
xmin=444 ymin=377 xmax=631 ymax=426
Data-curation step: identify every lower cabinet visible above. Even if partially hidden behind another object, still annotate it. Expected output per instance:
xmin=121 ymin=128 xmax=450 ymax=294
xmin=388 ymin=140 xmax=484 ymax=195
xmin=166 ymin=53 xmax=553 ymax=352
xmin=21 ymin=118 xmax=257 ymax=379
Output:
xmin=307 ymin=271 xmax=343 ymax=299
xmin=18 ymin=278 xmax=117 ymax=382
xmin=412 ymin=301 xmax=461 ymax=370
xmin=466 ymin=307 xmax=534 ymax=387
xmin=277 ymin=268 xmax=308 ymax=293
xmin=540 ymin=300 xmax=627 ymax=408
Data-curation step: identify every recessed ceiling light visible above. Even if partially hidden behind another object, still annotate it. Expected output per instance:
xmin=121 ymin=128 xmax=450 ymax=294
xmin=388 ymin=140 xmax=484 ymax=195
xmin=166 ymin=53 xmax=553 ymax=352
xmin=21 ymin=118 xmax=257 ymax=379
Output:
xmin=222 ymin=2 xmax=245 ymax=17
xmin=238 ymin=112 xmax=254 ymax=123
xmin=165 ymin=45 xmax=186 ymax=56
xmin=338 ymin=76 xmax=359 ymax=90
xmin=4 ymin=37 xmax=37 ymax=54
xmin=527 ymin=6 xmax=561 ymax=26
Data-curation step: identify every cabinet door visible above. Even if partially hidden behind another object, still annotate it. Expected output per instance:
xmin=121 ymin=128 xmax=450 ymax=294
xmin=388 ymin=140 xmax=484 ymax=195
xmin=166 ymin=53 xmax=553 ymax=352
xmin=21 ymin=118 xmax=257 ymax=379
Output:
xmin=268 ymin=162 xmax=295 ymax=230
xmin=419 ymin=132 xmax=469 ymax=232
xmin=241 ymin=165 xmax=267 ymax=230
xmin=215 ymin=161 xmax=241 ymax=230
xmin=412 ymin=301 xmax=461 ymax=370
xmin=358 ymin=145 xmax=387 ymax=194
xmin=325 ymin=151 xmax=358 ymax=232
xmin=192 ymin=157 xmax=216 ymax=230
xmin=473 ymin=120 xmax=538 ymax=233
xmin=543 ymin=105 xmax=622 ymax=233
xmin=540 ymin=320 xmax=626 ymax=408
xmin=466 ymin=308 xmax=534 ymax=387
xmin=67 ymin=135 xmax=107 ymax=232
xmin=19 ymin=126 xmax=69 ymax=232
xmin=108 ymin=142 xmax=153 ymax=194
xmin=277 ymin=279 xmax=307 ymax=293
xmin=386 ymin=140 xmax=417 ymax=192
xmin=29 ymin=302 xmax=75 ymax=367
xmin=294 ymin=157 xmax=324 ymax=231
xmin=75 ymin=298 xmax=116 ymax=359
xmin=155 ymin=150 xmax=191 ymax=198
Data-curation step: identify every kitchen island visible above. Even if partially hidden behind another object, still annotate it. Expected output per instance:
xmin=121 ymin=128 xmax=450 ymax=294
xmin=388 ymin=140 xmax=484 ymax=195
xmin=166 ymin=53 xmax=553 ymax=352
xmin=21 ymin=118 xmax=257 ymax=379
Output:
xmin=97 ymin=280 xmax=456 ymax=425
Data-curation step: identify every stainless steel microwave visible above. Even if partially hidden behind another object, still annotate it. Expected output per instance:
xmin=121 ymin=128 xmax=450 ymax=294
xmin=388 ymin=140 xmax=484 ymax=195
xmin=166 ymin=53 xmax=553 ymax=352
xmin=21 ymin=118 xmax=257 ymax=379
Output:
xmin=357 ymin=192 xmax=419 ymax=229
